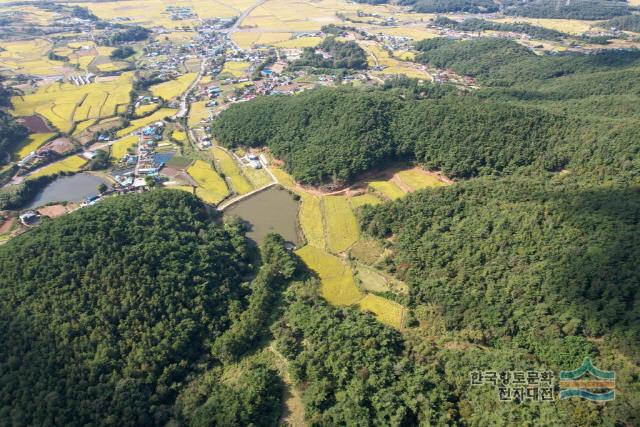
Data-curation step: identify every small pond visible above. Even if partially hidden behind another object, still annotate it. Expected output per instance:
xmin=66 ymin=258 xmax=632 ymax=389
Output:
xmin=26 ymin=173 xmax=110 ymax=209
xmin=224 ymin=186 xmax=301 ymax=246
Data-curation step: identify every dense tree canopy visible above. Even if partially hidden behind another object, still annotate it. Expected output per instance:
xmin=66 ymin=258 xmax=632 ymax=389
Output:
xmin=503 ymin=0 xmax=629 ymax=19
xmin=295 ymin=37 xmax=367 ymax=70
xmin=0 ymin=191 xmax=257 ymax=426
xmin=0 ymin=110 xmax=28 ymax=165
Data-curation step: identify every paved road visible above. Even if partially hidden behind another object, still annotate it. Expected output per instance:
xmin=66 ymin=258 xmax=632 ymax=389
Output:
xmin=227 ymin=0 xmax=268 ymax=34
xmin=176 ymin=57 xmax=207 ymax=119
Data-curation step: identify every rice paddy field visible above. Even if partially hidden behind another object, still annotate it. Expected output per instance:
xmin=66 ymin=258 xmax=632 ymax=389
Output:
xmin=110 ymin=135 xmax=139 ymax=160
xmin=188 ymin=101 xmax=211 ymax=127
xmin=186 ymin=160 xmax=230 ymax=204
xmin=369 ymin=181 xmax=406 ymax=200
xmin=349 ymin=193 xmax=382 ymax=208
xmin=358 ymin=294 xmax=405 ymax=329
xmin=0 ymin=38 xmax=69 ymax=76
xmin=212 ymin=147 xmax=253 ymax=195
xmin=116 ymin=108 xmax=177 ymax=137
xmin=231 ymin=32 xmax=292 ymax=49
xmin=397 ymin=169 xmax=446 ymax=190
xmin=489 ymin=17 xmax=598 ymax=35
xmin=150 ymin=73 xmax=197 ymax=101
xmin=16 ymin=133 xmax=56 ymax=159
xmin=78 ymin=0 xmax=237 ymax=29
xmin=12 ymin=73 xmax=134 ymax=134
xmin=220 ymin=61 xmax=252 ymax=78
xmin=299 ymin=194 xmax=325 ymax=249
xmin=273 ymin=37 xmax=323 ymax=48
xmin=28 ymin=155 xmax=87 ymax=179
xmin=296 ymin=245 xmax=362 ymax=306
xmin=323 ymin=195 xmax=359 ymax=253
xmin=135 ymin=103 xmax=159 ymax=117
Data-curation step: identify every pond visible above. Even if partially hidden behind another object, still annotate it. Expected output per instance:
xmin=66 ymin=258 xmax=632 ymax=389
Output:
xmin=224 ymin=186 xmax=301 ymax=246
xmin=26 ymin=173 xmax=110 ymax=209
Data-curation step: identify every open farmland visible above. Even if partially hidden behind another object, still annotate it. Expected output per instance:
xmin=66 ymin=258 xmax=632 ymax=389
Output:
xmin=296 ymin=245 xmax=362 ymax=306
xmin=188 ymin=101 xmax=211 ymax=127
xmin=110 ymin=135 xmax=139 ymax=160
xmin=0 ymin=39 xmax=70 ymax=76
xmin=397 ymin=169 xmax=447 ymax=190
xmin=150 ymin=73 xmax=197 ymax=101
xmin=323 ymin=195 xmax=359 ymax=253
xmin=116 ymin=108 xmax=177 ymax=138
xmin=12 ymin=73 xmax=134 ymax=134
xmin=369 ymin=180 xmax=406 ymax=200
xmin=299 ymin=194 xmax=325 ymax=249
xmin=28 ymin=155 xmax=87 ymax=179
xmin=349 ymin=193 xmax=382 ymax=208
xmin=212 ymin=147 xmax=253 ymax=195
xmin=16 ymin=133 xmax=56 ymax=159
xmin=186 ymin=160 xmax=229 ymax=204
xmin=220 ymin=61 xmax=251 ymax=78
xmin=358 ymin=294 xmax=405 ymax=329
xmin=231 ymin=32 xmax=292 ymax=49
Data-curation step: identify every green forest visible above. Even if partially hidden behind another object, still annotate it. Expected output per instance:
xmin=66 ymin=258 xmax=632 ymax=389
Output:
xmin=294 ymin=37 xmax=368 ymax=70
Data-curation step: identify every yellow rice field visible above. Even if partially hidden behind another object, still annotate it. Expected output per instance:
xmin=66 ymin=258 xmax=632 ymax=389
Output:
xmin=323 ymin=195 xmax=359 ymax=253
xmin=17 ymin=133 xmax=56 ymax=159
xmin=135 ymin=103 xmax=159 ymax=117
xmin=186 ymin=160 xmax=229 ymax=204
xmin=12 ymin=73 xmax=134 ymax=133
xmin=299 ymin=194 xmax=325 ymax=249
xmin=359 ymin=294 xmax=405 ymax=329
xmin=188 ymin=101 xmax=211 ymax=127
xmin=29 ymin=155 xmax=87 ymax=179
xmin=212 ymin=147 xmax=253 ymax=195
xmin=116 ymin=108 xmax=177 ymax=137
xmin=220 ymin=61 xmax=251 ymax=78
xmin=110 ymin=135 xmax=138 ymax=160
xmin=273 ymin=36 xmax=324 ymax=48
xmin=296 ymin=245 xmax=362 ymax=306
xmin=150 ymin=73 xmax=197 ymax=101
xmin=489 ymin=17 xmax=598 ymax=35
xmin=349 ymin=193 xmax=382 ymax=208
xmin=397 ymin=169 xmax=446 ymax=190
xmin=369 ymin=181 xmax=406 ymax=200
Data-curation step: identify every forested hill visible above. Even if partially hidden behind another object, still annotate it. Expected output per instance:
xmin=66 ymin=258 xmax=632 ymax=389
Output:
xmin=0 ymin=191 xmax=296 ymax=426
xmin=357 ymin=175 xmax=640 ymax=426
xmin=0 ymin=78 xmax=28 ymax=165
xmin=212 ymin=85 xmax=636 ymax=186
xmin=414 ymin=37 xmax=640 ymax=87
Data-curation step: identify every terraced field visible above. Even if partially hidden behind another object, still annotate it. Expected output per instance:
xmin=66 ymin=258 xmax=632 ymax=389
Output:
xmin=212 ymin=147 xmax=253 ymax=195
xmin=323 ymin=195 xmax=359 ymax=253
xmin=369 ymin=180 xmax=406 ymax=200
xmin=110 ymin=135 xmax=139 ymax=160
xmin=296 ymin=245 xmax=362 ymax=306
xmin=16 ymin=133 xmax=56 ymax=159
xmin=358 ymin=294 xmax=405 ymax=329
xmin=150 ymin=73 xmax=198 ymax=101
xmin=12 ymin=73 xmax=134 ymax=134
xmin=186 ymin=160 xmax=230 ymax=204
xmin=299 ymin=194 xmax=325 ymax=249
xmin=29 ymin=155 xmax=87 ymax=179
xmin=116 ymin=108 xmax=177 ymax=137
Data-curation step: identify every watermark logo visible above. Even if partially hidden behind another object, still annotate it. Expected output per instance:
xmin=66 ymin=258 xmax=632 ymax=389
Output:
xmin=559 ymin=357 xmax=615 ymax=401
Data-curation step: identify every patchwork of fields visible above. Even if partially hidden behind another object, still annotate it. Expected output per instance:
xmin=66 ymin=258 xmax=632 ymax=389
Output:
xmin=12 ymin=73 xmax=134 ymax=134
xmin=274 ymin=164 xmax=448 ymax=328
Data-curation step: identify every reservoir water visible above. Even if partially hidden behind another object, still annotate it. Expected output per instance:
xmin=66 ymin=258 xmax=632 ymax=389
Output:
xmin=27 ymin=173 xmax=110 ymax=209
xmin=224 ymin=186 xmax=301 ymax=245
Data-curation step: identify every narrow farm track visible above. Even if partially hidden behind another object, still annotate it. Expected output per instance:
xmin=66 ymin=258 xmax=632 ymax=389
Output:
xmin=268 ymin=344 xmax=306 ymax=427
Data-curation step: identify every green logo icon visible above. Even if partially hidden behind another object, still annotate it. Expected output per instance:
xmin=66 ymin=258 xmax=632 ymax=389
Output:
xmin=559 ymin=357 xmax=615 ymax=401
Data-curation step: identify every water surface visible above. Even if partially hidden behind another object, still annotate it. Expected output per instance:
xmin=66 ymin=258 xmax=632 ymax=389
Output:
xmin=27 ymin=173 xmax=109 ymax=209
xmin=224 ymin=187 xmax=301 ymax=245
